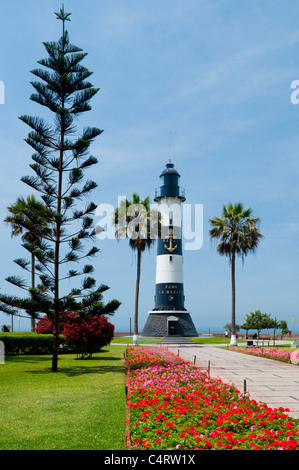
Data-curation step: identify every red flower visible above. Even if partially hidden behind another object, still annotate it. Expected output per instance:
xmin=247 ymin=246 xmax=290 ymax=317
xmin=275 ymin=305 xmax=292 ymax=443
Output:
xmin=204 ymin=440 xmax=213 ymax=448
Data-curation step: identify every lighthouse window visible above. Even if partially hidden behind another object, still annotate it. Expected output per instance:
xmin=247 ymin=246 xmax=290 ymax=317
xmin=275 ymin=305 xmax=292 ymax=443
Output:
xmin=169 ymin=210 xmax=173 ymax=226
xmin=169 ymin=255 xmax=173 ymax=262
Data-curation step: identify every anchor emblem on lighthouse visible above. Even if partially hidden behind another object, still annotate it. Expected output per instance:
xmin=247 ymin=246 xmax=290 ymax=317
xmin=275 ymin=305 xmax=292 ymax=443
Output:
xmin=164 ymin=229 xmax=177 ymax=253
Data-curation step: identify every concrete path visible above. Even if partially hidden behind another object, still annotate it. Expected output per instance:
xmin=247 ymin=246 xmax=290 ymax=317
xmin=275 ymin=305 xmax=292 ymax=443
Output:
xmin=165 ymin=343 xmax=299 ymax=419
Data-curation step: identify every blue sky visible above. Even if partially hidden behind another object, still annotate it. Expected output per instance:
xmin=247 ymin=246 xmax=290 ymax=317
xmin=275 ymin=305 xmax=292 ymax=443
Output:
xmin=0 ymin=0 xmax=299 ymax=334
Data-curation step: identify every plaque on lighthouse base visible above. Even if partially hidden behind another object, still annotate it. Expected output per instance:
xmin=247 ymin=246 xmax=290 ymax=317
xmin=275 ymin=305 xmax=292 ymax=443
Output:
xmin=141 ymin=310 xmax=198 ymax=338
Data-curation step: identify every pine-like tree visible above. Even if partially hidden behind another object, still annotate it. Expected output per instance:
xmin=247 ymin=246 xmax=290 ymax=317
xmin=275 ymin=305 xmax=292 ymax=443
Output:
xmin=0 ymin=5 xmax=120 ymax=370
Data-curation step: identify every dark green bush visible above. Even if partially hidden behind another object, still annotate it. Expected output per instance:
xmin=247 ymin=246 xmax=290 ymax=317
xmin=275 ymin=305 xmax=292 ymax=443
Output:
xmin=0 ymin=333 xmax=72 ymax=355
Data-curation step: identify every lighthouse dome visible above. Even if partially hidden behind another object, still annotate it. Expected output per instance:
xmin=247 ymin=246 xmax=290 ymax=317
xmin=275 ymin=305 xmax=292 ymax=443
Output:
xmin=155 ymin=161 xmax=185 ymax=201
xmin=160 ymin=161 xmax=180 ymax=177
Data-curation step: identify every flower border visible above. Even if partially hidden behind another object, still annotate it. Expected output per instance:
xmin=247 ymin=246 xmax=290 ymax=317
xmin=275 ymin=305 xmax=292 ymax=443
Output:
xmin=124 ymin=346 xmax=299 ymax=450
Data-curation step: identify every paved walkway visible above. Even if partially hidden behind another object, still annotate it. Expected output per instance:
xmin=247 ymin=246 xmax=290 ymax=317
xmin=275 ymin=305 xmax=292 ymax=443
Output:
xmin=165 ymin=343 xmax=299 ymax=419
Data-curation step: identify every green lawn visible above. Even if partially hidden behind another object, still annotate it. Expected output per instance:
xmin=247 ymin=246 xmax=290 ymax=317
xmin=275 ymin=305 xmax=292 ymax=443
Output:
xmin=190 ymin=336 xmax=232 ymax=344
xmin=0 ymin=346 xmax=127 ymax=450
xmin=112 ymin=336 xmax=161 ymax=344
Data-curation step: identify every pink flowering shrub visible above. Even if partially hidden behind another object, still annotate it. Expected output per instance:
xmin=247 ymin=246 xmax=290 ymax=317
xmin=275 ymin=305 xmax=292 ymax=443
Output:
xmin=126 ymin=347 xmax=299 ymax=450
xmin=35 ymin=315 xmax=62 ymax=334
xmin=63 ymin=313 xmax=114 ymax=358
xmin=291 ymin=351 xmax=299 ymax=365
xmin=230 ymin=346 xmax=299 ymax=365
xmin=36 ymin=312 xmax=114 ymax=358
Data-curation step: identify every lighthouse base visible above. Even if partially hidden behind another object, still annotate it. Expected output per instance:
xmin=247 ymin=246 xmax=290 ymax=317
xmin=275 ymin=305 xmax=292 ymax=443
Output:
xmin=141 ymin=311 xmax=198 ymax=338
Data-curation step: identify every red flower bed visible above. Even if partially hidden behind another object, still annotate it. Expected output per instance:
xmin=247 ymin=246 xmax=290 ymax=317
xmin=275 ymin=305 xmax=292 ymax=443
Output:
xmin=230 ymin=346 xmax=299 ymax=365
xmin=126 ymin=347 xmax=299 ymax=450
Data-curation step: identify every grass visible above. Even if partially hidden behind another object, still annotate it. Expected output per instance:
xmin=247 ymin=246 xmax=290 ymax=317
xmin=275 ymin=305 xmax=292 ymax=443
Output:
xmin=1 ymin=336 xmax=295 ymax=450
xmin=112 ymin=336 xmax=161 ymax=344
xmin=190 ymin=336 xmax=231 ymax=344
xmin=0 ymin=346 xmax=127 ymax=450
xmin=112 ymin=336 xmax=237 ymax=345
xmin=191 ymin=337 xmax=295 ymax=347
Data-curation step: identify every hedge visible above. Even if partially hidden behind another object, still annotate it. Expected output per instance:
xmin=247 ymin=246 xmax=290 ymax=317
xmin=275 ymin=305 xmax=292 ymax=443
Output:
xmin=0 ymin=333 xmax=71 ymax=355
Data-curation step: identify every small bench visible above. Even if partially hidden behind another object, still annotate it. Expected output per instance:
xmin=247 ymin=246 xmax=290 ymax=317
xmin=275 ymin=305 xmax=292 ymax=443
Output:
xmin=247 ymin=337 xmax=273 ymax=347
xmin=257 ymin=337 xmax=271 ymax=346
xmin=246 ymin=340 xmax=259 ymax=348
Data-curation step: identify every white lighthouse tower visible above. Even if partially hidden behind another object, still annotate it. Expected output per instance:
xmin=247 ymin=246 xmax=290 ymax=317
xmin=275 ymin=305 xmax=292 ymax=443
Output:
xmin=141 ymin=161 xmax=198 ymax=338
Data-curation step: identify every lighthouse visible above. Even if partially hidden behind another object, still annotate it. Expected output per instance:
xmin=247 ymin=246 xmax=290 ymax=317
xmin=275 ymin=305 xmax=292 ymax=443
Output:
xmin=141 ymin=161 xmax=198 ymax=338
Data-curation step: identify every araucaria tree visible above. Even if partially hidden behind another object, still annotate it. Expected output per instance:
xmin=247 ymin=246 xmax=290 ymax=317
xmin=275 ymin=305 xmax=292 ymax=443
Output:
xmin=0 ymin=5 xmax=120 ymax=371
xmin=209 ymin=202 xmax=263 ymax=346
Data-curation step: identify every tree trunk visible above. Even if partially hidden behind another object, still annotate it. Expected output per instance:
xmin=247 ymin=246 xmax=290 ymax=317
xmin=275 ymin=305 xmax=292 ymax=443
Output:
xmin=31 ymin=252 xmax=35 ymax=332
xmin=134 ymin=247 xmax=141 ymax=338
xmin=231 ymin=250 xmax=236 ymax=334
xmin=230 ymin=250 xmax=237 ymax=345
xmin=52 ymin=315 xmax=60 ymax=371
xmin=52 ymin=117 xmax=64 ymax=372
xmin=51 ymin=32 xmax=66 ymax=370
xmin=52 ymin=155 xmax=63 ymax=371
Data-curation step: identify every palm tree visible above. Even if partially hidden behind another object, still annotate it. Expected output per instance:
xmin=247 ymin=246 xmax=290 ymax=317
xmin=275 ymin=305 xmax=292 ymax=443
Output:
xmin=114 ymin=193 xmax=160 ymax=345
xmin=4 ymin=195 xmax=53 ymax=331
xmin=209 ymin=202 xmax=263 ymax=345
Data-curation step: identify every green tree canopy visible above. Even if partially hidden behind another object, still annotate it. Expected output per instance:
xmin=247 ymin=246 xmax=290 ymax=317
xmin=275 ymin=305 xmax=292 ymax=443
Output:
xmin=240 ymin=310 xmax=279 ymax=337
xmin=278 ymin=320 xmax=289 ymax=335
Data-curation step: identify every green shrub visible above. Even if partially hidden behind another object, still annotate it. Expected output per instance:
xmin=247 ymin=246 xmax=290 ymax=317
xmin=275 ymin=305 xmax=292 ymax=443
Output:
xmin=0 ymin=333 xmax=71 ymax=355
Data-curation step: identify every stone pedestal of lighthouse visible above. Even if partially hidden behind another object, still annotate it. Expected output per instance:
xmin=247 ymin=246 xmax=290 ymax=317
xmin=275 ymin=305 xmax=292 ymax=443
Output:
xmin=141 ymin=162 xmax=198 ymax=338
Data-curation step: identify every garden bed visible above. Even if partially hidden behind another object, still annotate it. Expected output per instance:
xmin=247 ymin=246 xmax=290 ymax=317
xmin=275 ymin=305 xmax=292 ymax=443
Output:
xmin=229 ymin=346 xmax=299 ymax=365
xmin=125 ymin=346 xmax=299 ymax=450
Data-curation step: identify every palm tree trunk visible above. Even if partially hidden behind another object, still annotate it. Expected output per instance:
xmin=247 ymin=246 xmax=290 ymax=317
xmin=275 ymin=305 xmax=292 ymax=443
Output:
xmin=31 ymin=253 xmax=35 ymax=332
xmin=134 ymin=247 xmax=141 ymax=341
xmin=231 ymin=250 xmax=237 ymax=345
